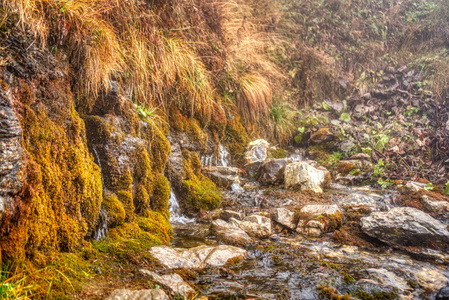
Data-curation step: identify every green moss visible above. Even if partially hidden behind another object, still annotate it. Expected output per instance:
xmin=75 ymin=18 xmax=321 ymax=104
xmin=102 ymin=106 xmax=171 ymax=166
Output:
xmin=317 ymin=285 xmax=351 ymax=300
xmin=268 ymin=147 xmax=288 ymax=159
xmin=187 ymin=118 xmax=208 ymax=151
xmin=0 ymin=80 xmax=103 ymax=262
xmin=181 ymin=150 xmax=221 ymax=211
xmin=116 ymin=190 xmax=135 ymax=222
xmin=307 ymin=145 xmax=341 ymax=168
xmin=137 ymin=213 xmax=173 ymax=245
xmin=224 ymin=117 xmax=250 ymax=166
xmin=151 ymin=174 xmax=170 ymax=217
xmin=102 ymin=196 xmax=126 ymax=227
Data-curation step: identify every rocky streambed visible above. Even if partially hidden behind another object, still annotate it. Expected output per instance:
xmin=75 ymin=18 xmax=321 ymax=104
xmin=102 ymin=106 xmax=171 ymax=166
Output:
xmin=108 ymin=141 xmax=449 ymax=300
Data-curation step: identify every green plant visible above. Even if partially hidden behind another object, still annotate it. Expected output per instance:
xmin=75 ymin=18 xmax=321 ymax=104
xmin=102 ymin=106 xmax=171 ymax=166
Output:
xmin=341 ymin=113 xmax=351 ymax=122
xmin=378 ymin=178 xmax=394 ymax=189
xmin=424 ymin=182 xmax=434 ymax=190
xmin=445 ymin=181 xmax=449 ymax=195
xmin=372 ymin=158 xmax=385 ymax=177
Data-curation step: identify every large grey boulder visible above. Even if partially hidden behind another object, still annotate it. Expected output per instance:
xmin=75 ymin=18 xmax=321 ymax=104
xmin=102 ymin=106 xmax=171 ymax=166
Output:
xmin=150 ymin=245 xmax=247 ymax=269
xmin=230 ymin=214 xmax=272 ymax=238
xmin=361 ymin=207 xmax=449 ymax=249
xmin=258 ymin=159 xmax=287 ymax=186
xmin=106 ymin=289 xmax=168 ymax=300
xmin=284 ymin=162 xmax=330 ymax=193
xmin=139 ymin=270 xmax=194 ymax=296
xmin=203 ymin=166 xmax=241 ymax=188
xmin=210 ymin=219 xmax=252 ymax=245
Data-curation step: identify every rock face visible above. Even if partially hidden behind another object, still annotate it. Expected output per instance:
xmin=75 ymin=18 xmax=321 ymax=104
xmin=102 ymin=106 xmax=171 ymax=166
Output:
xmin=150 ymin=245 xmax=247 ymax=269
xmin=210 ymin=219 xmax=252 ymax=245
xmin=139 ymin=270 xmax=194 ymax=296
xmin=106 ymin=289 xmax=168 ymax=300
xmin=230 ymin=214 xmax=272 ymax=238
xmin=258 ymin=159 xmax=287 ymax=186
xmin=244 ymin=139 xmax=269 ymax=178
xmin=273 ymin=208 xmax=296 ymax=230
xmin=284 ymin=162 xmax=330 ymax=193
xmin=203 ymin=166 xmax=240 ymax=188
xmin=0 ymin=86 xmax=23 ymax=216
xmin=361 ymin=207 xmax=449 ymax=249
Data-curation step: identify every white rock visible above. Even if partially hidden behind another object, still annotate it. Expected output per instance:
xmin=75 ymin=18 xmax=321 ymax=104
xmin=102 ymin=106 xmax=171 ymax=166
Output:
xmin=230 ymin=214 xmax=272 ymax=238
xmin=366 ymin=268 xmax=411 ymax=291
xmin=139 ymin=270 xmax=194 ymax=296
xmin=210 ymin=219 xmax=253 ymax=245
xmin=300 ymin=204 xmax=341 ymax=216
xmin=284 ymin=162 xmax=330 ymax=193
xmin=150 ymin=245 xmax=247 ymax=269
xmin=273 ymin=208 xmax=296 ymax=230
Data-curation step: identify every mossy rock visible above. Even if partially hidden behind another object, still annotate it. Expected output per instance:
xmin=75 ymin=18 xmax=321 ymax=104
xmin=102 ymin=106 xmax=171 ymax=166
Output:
xmin=136 ymin=212 xmax=173 ymax=245
xmin=116 ymin=190 xmax=135 ymax=222
xmin=181 ymin=150 xmax=221 ymax=211
xmin=224 ymin=117 xmax=250 ymax=165
xmin=102 ymin=196 xmax=126 ymax=228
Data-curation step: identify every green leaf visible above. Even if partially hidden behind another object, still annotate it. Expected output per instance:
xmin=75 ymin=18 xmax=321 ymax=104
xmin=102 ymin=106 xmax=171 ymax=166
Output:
xmin=341 ymin=113 xmax=351 ymax=122
xmin=298 ymin=127 xmax=305 ymax=133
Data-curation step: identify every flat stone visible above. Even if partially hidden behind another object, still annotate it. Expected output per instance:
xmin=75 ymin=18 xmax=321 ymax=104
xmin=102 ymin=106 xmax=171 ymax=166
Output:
xmin=220 ymin=210 xmax=244 ymax=221
xmin=415 ymin=268 xmax=448 ymax=291
xmin=296 ymin=220 xmax=325 ymax=237
xmin=210 ymin=219 xmax=252 ymax=245
xmin=203 ymin=166 xmax=241 ymax=188
xmin=340 ymin=193 xmax=380 ymax=211
xmin=150 ymin=245 xmax=247 ymax=269
xmin=404 ymin=181 xmax=427 ymax=193
xmin=273 ymin=208 xmax=296 ymax=230
xmin=422 ymin=195 xmax=449 ymax=214
xmin=230 ymin=214 xmax=272 ymax=238
xmin=284 ymin=162 xmax=331 ymax=193
xmin=366 ymin=268 xmax=411 ymax=291
xmin=106 ymin=289 xmax=168 ymax=300
xmin=361 ymin=207 xmax=449 ymax=249
xmin=139 ymin=270 xmax=194 ymax=296
xmin=299 ymin=204 xmax=340 ymax=217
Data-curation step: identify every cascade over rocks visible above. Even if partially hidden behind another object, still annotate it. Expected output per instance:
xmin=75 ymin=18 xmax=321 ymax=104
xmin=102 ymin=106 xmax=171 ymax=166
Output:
xmin=361 ymin=207 xmax=449 ymax=250
xmin=284 ymin=162 xmax=331 ymax=193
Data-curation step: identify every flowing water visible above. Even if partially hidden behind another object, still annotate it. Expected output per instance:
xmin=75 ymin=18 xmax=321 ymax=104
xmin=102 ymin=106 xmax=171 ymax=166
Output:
xmin=169 ymin=188 xmax=194 ymax=224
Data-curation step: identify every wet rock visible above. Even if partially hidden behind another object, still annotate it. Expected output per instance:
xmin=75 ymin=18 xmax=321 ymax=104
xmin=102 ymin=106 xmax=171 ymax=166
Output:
xmin=230 ymin=182 xmax=244 ymax=194
xmin=245 ymin=139 xmax=269 ymax=164
xmin=203 ymin=166 xmax=241 ymax=188
xmin=300 ymin=204 xmax=341 ymax=216
xmin=273 ymin=207 xmax=296 ymax=230
xmin=244 ymin=139 xmax=269 ymax=178
xmin=284 ymin=162 xmax=331 ymax=193
xmin=437 ymin=286 xmax=449 ymax=300
xmin=230 ymin=214 xmax=272 ymax=238
xmin=139 ymin=270 xmax=194 ymax=296
xmin=296 ymin=220 xmax=324 ymax=238
xmin=421 ymin=195 xmax=449 ymax=214
xmin=210 ymin=219 xmax=252 ymax=245
xmin=220 ymin=210 xmax=244 ymax=221
xmin=366 ymin=268 xmax=411 ymax=292
xmin=106 ymin=289 xmax=168 ymax=300
xmin=258 ymin=159 xmax=287 ymax=186
xmin=339 ymin=193 xmax=380 ymax=211
xmin=309 ymin=128 xmax=334 ymax=144
xmin=273 ymin=208 xmax=296 ymax=230
xmin=0 ymin=86 xmax=24 ymax=216
xmin=415 ymin=268 xmax=448 ymax=291
xmin=361 ymin=207 xmax=449 ymax=249
xmin=150 ymin=245 xmax=247 ymax=269
xmin=349 ymin=153 xmax=371 ymax=160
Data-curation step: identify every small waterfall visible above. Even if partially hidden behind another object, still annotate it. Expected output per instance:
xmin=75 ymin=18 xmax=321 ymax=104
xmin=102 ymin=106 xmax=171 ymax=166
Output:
xmin=169 ymin=188 xmax=194 ymax=224
xmin=92 ymin=146 xmax=104 ymax=187
xmin=218 ymin=144 xmax=230 ymax=167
